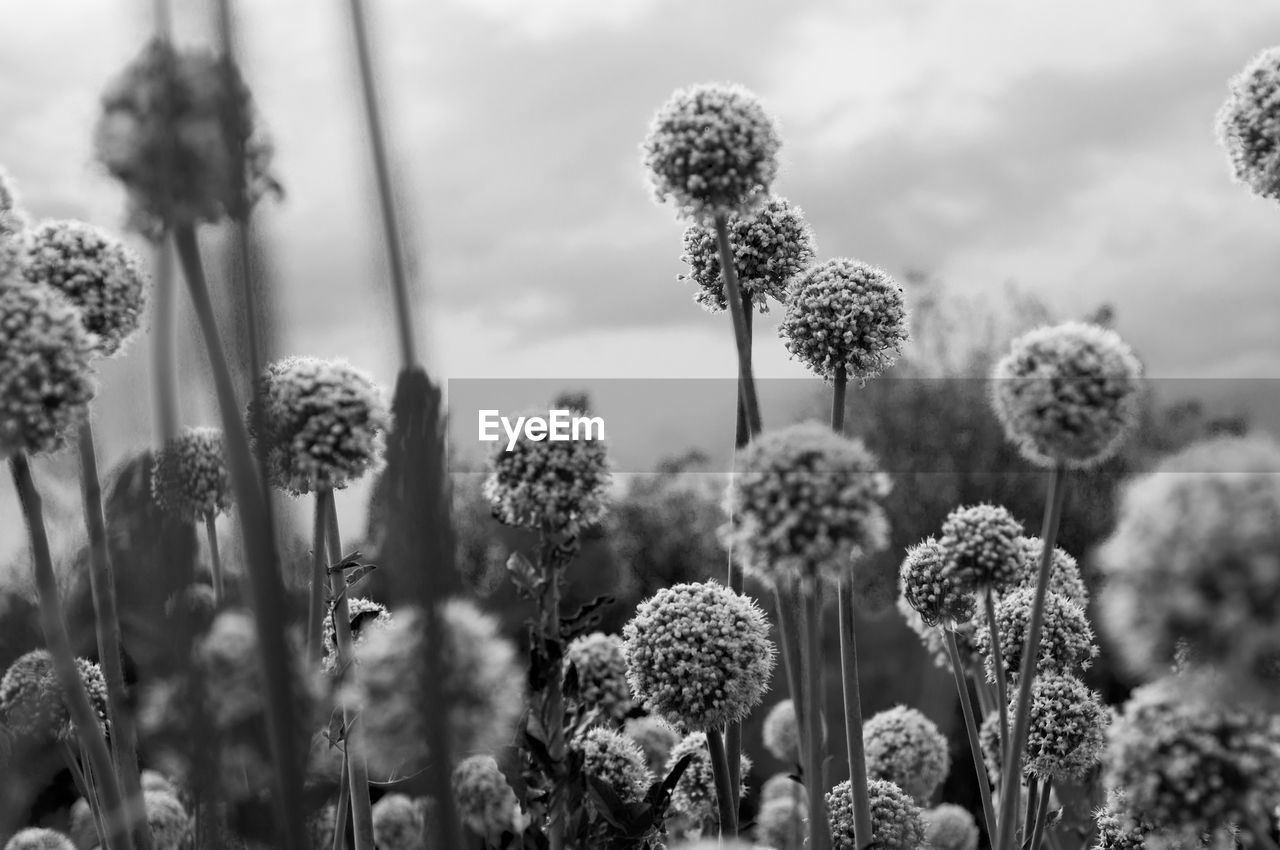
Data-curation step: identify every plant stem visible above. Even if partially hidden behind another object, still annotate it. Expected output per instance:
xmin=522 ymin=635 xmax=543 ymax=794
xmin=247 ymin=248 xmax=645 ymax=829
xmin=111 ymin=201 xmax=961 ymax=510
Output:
xmin=705 ymin=726 xmax=738 ymax=837
xmin=973 ymin=670 xmax=996 ymax=719
xmin=543 ymin=543 xmax=567 ymax=850
xmin=204 ymin=515 xmax=224 ymax=606
xmin=1023 ymin=779 xmax=1039 ymax=846
xmin=801 ymin=576 xmax=829 ymax=850
xmin=713 ymin=213 xmax=761 ymax=438
xmin=996 ymin=465 xmax=1068 ymax=850
xmin=11 ymin=454 xmax=135 ymax=850
xmin=150 ymin=241 xmax=180 ymax=446
xmin=62 ymin=740 xmax=108 ymax=850
xmin=837 ymin=578 xmax=873 ymax=849
xmin=173 ymin=222 xmax=306 ymax=850
xmin=331 ymin=748 xmax=351 ymax=850
xmin=772 ymin=581 xmax=805 ymax=734
xmin=831 ymin=364 xmax=847 ymax=433
xmin=307 ymin=497 xmax=327 ymax=665
xmin=725 ymin=302 xmax=751 ymax=810
xmin=345 ymin=0 xmax=418 ymax=369
xmin=944 ymin=629 xmax=997 ymax=845
xmin=77 ymin=422 xmax=152 ymax=850
xmin=321 ymin=490 xmax=376 ymax=850
xmin=1027 ymin=779 xmax=1053 ymax=850
xmin=984 ymin=590 xmax=1009 ymax=744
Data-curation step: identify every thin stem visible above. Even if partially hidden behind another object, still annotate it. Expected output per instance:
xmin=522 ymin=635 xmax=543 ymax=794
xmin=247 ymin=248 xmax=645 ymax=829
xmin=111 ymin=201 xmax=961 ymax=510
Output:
xmin=837 ymin=578 xmax=873 ymax=849
xmin=831 ymin=365 xmax=847 ymax=433
xmin=62 ymin=739 xmax=108 ymax=850
xmin=772 ymin=582 xmax=805 ymax=736
xmin=713 ymin=213 xmax=761 ymax=438
xmin=802 ymin=577 xmax=829 ymax=850
xmin=1023 ymin=780 xmax=1040 ymax=846
xmin=321 ymin=490 xmax=376 ymax=850
xmin=331 ymin=748 xmax=351 ymax=850
xmin=307 ymin=498 xmax=328 ymax=665
xmin=543 ymin=546 xmax=567 ymax=850
xmin=973 ymin=670 xmax=996 ymax=720
xmin=77 ymin=422 xmax=152 ymax=850
xmin=11 ymin=455 xmax=135 ymax=850
xmin=1027 ymin=779 xmax=1053 ymax=850
xmin=725 ymin=303 xmax=751 ymax=808
xmin=705 ymin=727 xmax=738 ymax=837
xmin=173 ymin=222 xmax=306 ymax=850
xmin=945 ymin=629 xmax=998 ymax=845
xmin=996 ymin=466 xmax=1068 ymax=850
xmin=150 ymin=242 xmax=180 ymax=446
xmin=984 ymin=590 xmax=1009 ymax=745
xmin=345 ymin=0 xmax=418 ymax=369
xmin=204 ymin=515 xmax=224 ymax=606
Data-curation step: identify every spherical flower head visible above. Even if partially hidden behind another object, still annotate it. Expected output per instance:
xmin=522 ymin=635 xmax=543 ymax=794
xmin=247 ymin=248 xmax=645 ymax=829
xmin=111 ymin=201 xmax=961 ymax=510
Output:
xmin=642 ymin=82 xmax=780 ymax=223
xmin=623 ymin=580 xmax=775 ymax=729
xmin=1217 ymin=47 xmax=1280 ymax=201
xmin=151 ymin=426 xmax=233 ymax=521
xmin=0 ymin=168 xmax=28 ymax=277
xmin=1097 ymin=435 xmax=1280 ymax=700
xmin=20 ymin=219 xmax=147 ymax=357
xmin=321 ymin=597 xmax=391 ymax=674
xmin=779 ymin=258 xmax=908 ymax=381
xmin=145 ymin=789 xmax=191 ymax=850
xmin=923 ymin=804 xmax=980 ymax=850
xmin=564 ymin=631 xmax=633 ymax=724
xmin=897 ymin=595 xmax=982 ymax=675
xmin=371 ymin=793 xmax=425 ymax=850
xmin=761 ymin=772 xmax=808 ymax=805
xmin=94 ymin=38 xmax=280 ymax=237
xmin=0 ymin=280 xmax=95 ymax=458
xmin=991 ymin=321 xmax=1142 ymax=469
xmin=250 ymin=356 xmax=389 ymax=495
xmin=901 ymin=538 xmax=976 ymax=627
xmin=0 ymin=651 xmax=109 ymax=742
xmin=1011 ymin=535 xmax=1088 ymax=603
xmin=757 ymin=794 xmax=806 ymax=850
xmin=666 ymin=732 xmax=751 ymax=828
xmin=3 ymin=829 xmax=75 ymax=850
xmin=451 ymin=754 xmax=528 ymax=841
xmin=68 ymin=798 xmax=96 ymax=849
xmin=678 ymin=196 xmax=815 ymax=313
xmin=623 ymin=715 xmax=681 ymax=778
xmin=977 ymin=588 xmax=1097 ymax=683
xmin=827 ymin=778 xmax=925 ymax=850
xmin=574 ymin=727 xmax=652 ymax=805
xmin=141 ymin=768 xmax=180 ymax=796
xmin=341 ymin=600 xmax=523 ymax=779
xmin=1103 ymin=676 xmax=1280 ymax=849
xmin=863 ymin=705 xmax=950 ymax=804
xmin=723 ymin=422 xmax=891 ymax=586
xmin=762 ymin=698 xmax=800 ymax=764
xmin=938 ymin=504 xmax=1024 ymax=595
xmin=1094 ymin=796 xmax=1151 ymax=850
xmin=483 ymin=405 xmax=611 ymax=537
xmin=1023 ymin=673 xmax=1108 ymax=780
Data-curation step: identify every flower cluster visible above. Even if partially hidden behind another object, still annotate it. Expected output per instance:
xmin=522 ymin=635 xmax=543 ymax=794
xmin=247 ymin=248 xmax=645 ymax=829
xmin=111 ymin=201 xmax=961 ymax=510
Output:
xmin=723 ymin=422 xmax=890 ymax=586
xmin=757 ymin=793 xmax=806 ymax=850
xmin=642 ymin=83 xmax=780 ymax=222
xmin=0 ymin=650 xmax=109 ymax=743
xmin=20 ymin=219 xmax=147 ymax=357
xmin=342 ymin=601 xmax=523 ymax=778
xmin=4 ymin=829 xmax=75 ymax=850
xmin=564 ymin=631 xmax=633 ymax=724
xmin=0 ymin=281 xmax=95 ymax=458
xmin=678 ymin=196 xmax=815 ymax=312
xmin=250 ymin=356 xmax=389 ymax=495
xmin=1098 ymin=435 xmax=1280 ymax=700
xmin=1093 ymin=794 xmax=1151 ymax=850
xmin=1023 ymin=673 xmax=1108 ymax=780
xmin=451 ymin=755 xmax=527 ymax=840
xmin=938 ymin=504 xmax=1024 ymax=594
xmin=827 ymin=778 xmax=924 ymax=850
xmin=666 ymin=732 xmax=751 ymax=828
xmin=483 ymin=406 xmax=610 ymax=537
xmin=95 ymin=39 xmax=280 ymax=236
xmin=1217 ymin=47 xmax=1280 ymax=201
xmin=574 ymin=727 xmax=652 ymax=804
xmin=762 ymin=698 xmax=800 ymax=764
xmin=977 ymin=588 xmax=1097 ymax=683
xmin=1011 ymin=535 xmax=1088 ymax=603
xmin=0 ymin=167 xmax=25 ymax=274
xmin=900 ymin=538 xmax=975 ymax=627
xmin=1104 ymin=676 xmax=1280 ymax=849
xmin=371 ymin=794 xmax=425 ymax=850
xmin=923 ymin=804 xmax=980 ymax=850
xmin=863 ymin=705 xmax=951 ymax=804
xmin=623 ymin=581 xmax=775 ymax=729
xmin=991 ymin=321 xmax=1142 ymax=469
xmin=151 ymin=427 xmax=233 ymax=521
xmin=145 ymin=789 xmax=191 ymax=849
xmin=623 ymin=715 xmax=681 ymax=778
xmin=321 ymin=597 xmax=391 ymax=674
xmin=779 ymin=258 xmax=908 ymax=381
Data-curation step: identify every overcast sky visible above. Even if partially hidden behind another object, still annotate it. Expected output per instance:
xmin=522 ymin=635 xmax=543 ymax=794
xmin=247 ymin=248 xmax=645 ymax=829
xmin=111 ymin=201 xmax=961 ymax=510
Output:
xmin=4 ymin=1 xmax=1280 ymax=555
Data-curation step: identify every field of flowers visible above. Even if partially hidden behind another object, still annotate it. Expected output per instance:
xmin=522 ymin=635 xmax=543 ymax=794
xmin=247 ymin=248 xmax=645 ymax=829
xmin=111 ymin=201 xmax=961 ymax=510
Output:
xmin=3 ymin=4 xmax=1280 ymax=850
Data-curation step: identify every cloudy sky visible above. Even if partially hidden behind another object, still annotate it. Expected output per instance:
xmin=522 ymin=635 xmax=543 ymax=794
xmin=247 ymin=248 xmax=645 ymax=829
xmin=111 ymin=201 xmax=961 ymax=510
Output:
xmin=3 ymin=0 xmax=1280 ymax=551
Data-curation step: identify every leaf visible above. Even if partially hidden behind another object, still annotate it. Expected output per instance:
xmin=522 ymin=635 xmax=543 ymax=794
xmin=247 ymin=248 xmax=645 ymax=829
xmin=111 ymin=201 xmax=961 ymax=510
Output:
xmin=559 ymin=594 xmax=616 ymax=641
xmin=647 ymin=752 xmax=695 ymax=810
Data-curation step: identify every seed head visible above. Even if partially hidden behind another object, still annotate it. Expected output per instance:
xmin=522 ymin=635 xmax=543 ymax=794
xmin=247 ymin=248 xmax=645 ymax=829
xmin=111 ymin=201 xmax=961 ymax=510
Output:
xmin=574 ymin=727 xmax=652 ymax=805
xmin=923 ymin=804 xmax=980 ymax=850
xmin=723 ymin=422 xmax=891 ymax=586
xmin=0 ymin=281 xmax=95 ymax=458
xmin=938 ymin=504 xmax=1024 ymax=595
xmin=151 ymin=426 xmax=232 ymax=521
xmin=623 ymin=581 xmax=775 ymax=730
xmin=565 ymin=631 xmax=632 ymax=724
xmin=779 ymin=258 xmax=908 ymax=382
xmin=863 ymin=705 xmax=950 ymax=804
xmin=991 ymin=321 xmax=1142 ymax=469
xmin=678 ymin=196 xmax=815 ymax=313
xmin=976 ymin=588 xmax=1097 ymax=683
xmin=666 ymin=731 xmax=751 ymax=829
xmin=1023 ymin=673 xmax=1108 ymax=780
xmin=642 ymin=83 xmax=780 ymax=223
xmin=371 ymin=793 xmax=425 ymax=850
xmin=901 ymin=537 xmax=976 ymax=627
xmin=762 ymin=698 xmax=800 ymax=764
xmin=1217 ymin=47 xmax=1280 ymax=201
xmin=827 ymin=778 xmax=925 ymax=850
xmin=451 ymin=755 xmax=527 ymax=840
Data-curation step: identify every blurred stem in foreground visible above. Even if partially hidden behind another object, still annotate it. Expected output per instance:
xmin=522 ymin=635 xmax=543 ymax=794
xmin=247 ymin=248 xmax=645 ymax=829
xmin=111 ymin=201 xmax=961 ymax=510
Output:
xmin=800 ymin=575 xmax=829 ymax=850
xmin=77 ymin=420 xmax=153 ymax=850
xmin=10 ymin=454 xmax=135 ymax=850
xmin=149 ymin=242 xmax=180 ymax=446
xmin=945 ymin=629 xmax=998 ymax=843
